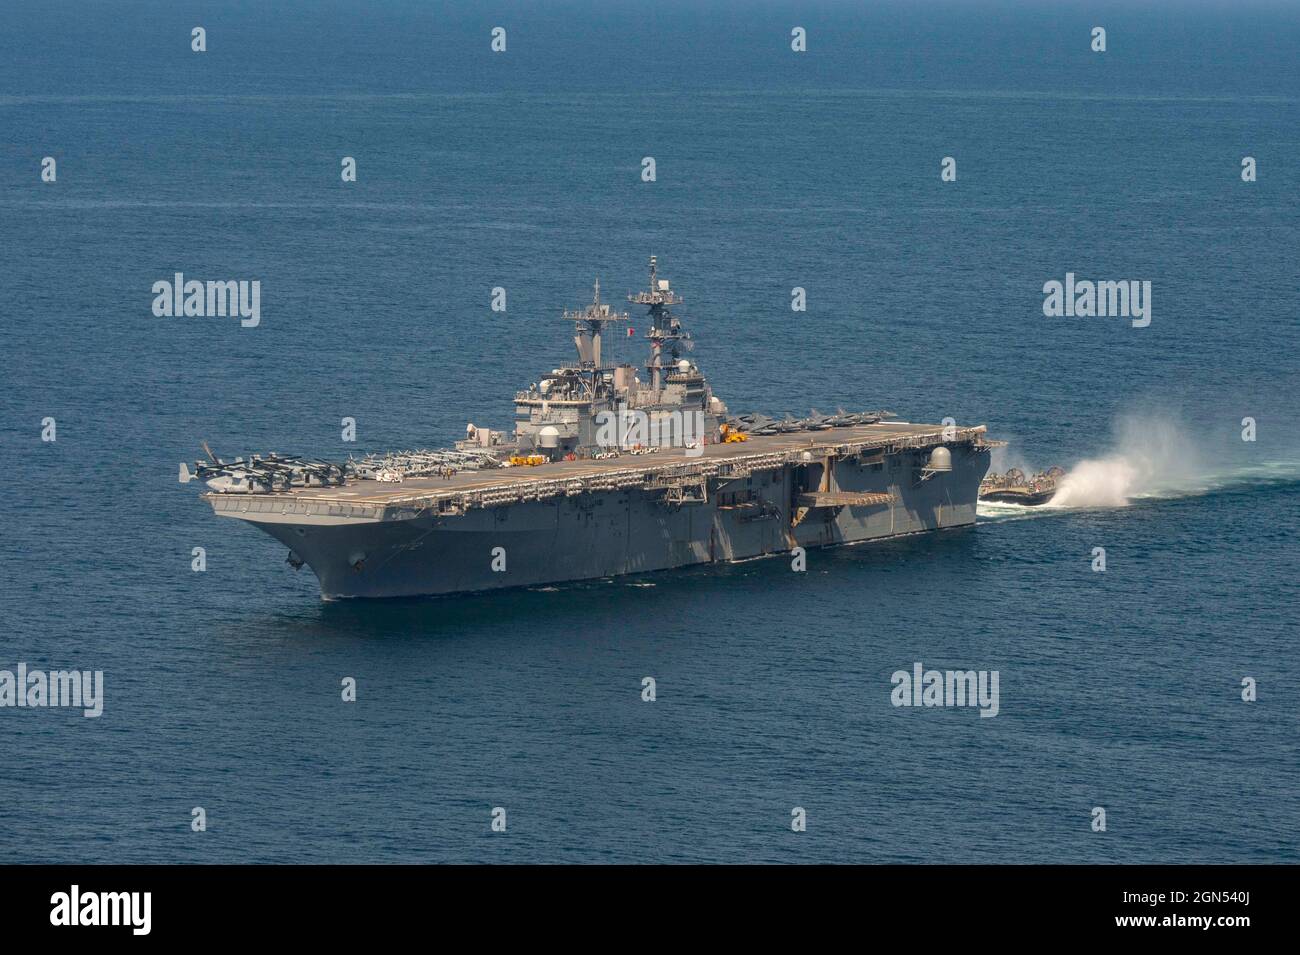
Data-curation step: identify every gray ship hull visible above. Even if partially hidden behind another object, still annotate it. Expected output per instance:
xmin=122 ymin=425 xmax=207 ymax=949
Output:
xmin=231 ymin=440 xmax=989 ymax=599
xmin=192 ymin=261 xmax=1001 ymax=600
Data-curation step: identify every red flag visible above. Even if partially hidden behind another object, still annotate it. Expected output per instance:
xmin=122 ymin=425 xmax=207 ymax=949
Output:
xmin=627 ymin=327 xmax=635 ymax=337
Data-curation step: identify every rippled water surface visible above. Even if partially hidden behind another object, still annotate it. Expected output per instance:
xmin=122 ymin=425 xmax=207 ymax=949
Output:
xmin=1 ymin=0 xmax=1297 ymax=863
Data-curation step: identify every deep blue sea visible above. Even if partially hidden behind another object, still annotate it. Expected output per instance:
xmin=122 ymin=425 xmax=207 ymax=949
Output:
xmin=1 ymin=0 xmax=1297 ymax=863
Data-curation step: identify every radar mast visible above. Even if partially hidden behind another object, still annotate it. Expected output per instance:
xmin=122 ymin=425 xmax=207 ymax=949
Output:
xmin=564 ymin=278 xmax=629 ymax=369
xmin=628 ymin=255 xmax=690 ymax=393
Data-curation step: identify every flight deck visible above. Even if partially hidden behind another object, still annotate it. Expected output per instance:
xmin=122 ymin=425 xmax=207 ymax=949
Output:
xmin=206 ymin=421 xmax=994 ymax=525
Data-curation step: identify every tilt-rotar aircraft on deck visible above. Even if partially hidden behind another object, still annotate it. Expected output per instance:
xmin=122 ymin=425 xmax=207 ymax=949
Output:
xmin=181 ymin=257 xmax=1001 ymax=598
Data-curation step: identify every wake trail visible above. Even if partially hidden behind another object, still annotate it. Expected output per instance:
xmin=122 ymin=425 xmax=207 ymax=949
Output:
xmin=978 ymin=414 xmax=1300 ymax=521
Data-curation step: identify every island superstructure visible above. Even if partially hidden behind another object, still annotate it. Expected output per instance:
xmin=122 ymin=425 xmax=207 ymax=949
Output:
xmin=182 ymin=257 xmax=1000 ymax=599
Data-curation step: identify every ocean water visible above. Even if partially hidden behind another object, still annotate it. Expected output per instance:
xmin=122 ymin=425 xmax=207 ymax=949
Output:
xmin=1 ymin=0 xmax=1297 ymax=863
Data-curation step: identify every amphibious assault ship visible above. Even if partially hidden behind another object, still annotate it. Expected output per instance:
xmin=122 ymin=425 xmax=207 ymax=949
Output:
xmin=182 ymin=257 xmax=1001 ymax=599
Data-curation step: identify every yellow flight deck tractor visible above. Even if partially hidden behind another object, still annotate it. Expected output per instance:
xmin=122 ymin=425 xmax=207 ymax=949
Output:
xmin=720 ymin=423 xmax=749 ymax=444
